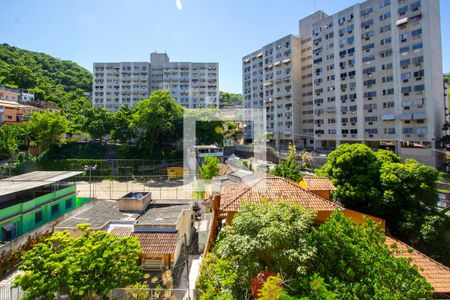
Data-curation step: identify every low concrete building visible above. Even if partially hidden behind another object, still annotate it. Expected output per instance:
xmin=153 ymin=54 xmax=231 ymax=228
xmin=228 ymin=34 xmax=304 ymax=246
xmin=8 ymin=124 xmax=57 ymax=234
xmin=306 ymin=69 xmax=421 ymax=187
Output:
xmin=0 ymin=171 xmax=88 ymax=242
xmin=57 ymin=196 xmax=194 ymax=271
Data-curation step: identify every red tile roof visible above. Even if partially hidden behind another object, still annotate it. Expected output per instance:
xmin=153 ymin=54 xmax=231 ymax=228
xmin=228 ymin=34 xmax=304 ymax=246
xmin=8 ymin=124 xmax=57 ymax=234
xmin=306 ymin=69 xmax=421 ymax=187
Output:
xmin=220 ymin=176 xmax=341 ymax=212
xmin=386 ymin=236 xmax=450 ymax=296
xmin=302 ymin=176 xmax=336 ymax=191
xmin=111 ymin=227 xmax=179 ymax=254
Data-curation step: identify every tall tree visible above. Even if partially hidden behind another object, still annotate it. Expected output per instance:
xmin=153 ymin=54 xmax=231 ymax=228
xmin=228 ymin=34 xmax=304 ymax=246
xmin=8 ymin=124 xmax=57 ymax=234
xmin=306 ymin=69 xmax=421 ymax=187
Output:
xmin=131 ymin=90 xmax=183 ymax=157
xmin=81 ymin=106 xmax=114 ymax=142
xmin=270 ymin=143 xmax=302 ymax=181
xmin=320 ymin=143 xmax=449 ymax=265
xmin=307 ymin=211 xmax=433 ymax=299
xmin=111 ymin=105 xmax=135 ymax=143
xmin=319 ymin=143 xmax=381 ymax=211
xmin=27 ymin=111 xmax=69 ymax=151
xmin=15 ymin=224 xmax=142 ymax=300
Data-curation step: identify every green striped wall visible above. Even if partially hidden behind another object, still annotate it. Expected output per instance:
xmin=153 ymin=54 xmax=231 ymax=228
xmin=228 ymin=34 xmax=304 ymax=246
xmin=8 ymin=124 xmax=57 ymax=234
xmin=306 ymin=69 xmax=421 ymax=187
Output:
xmin=0 ymin=186 xmax=92 ymax=242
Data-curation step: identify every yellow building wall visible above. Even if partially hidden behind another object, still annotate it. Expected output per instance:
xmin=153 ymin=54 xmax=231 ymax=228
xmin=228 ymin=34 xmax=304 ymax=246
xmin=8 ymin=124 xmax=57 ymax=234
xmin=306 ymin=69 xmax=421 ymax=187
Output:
xmin=343 ymin=209 xmax=386 ymax=229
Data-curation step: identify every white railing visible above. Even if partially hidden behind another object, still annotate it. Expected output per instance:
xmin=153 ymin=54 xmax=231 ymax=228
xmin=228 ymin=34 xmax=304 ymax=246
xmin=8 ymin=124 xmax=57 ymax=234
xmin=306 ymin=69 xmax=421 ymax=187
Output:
xmin=0 ymin=284 xmax=23 ymax=300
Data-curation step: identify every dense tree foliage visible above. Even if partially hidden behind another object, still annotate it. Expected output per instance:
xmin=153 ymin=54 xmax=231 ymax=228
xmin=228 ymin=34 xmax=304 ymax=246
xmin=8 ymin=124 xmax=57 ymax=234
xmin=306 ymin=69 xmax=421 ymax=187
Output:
xmin=27 ymin=111 xmax=69 ymax=151
xmin=15 ymin=224 xmax=142 ymax=299
xmin=199 ymin=156 xmax=220 ymax=179
xmin=219 ymin=91 xmax=243 ymax=106
xmin=307 ymin=212 xmax=433 ymax=299
xmin=131 ymin=90 xmax=184 ymax=157
xmin=81 ymin=106 xmax=114 ymax=142
xmin=0 ymin=123 xmax=30 ymax=159
xmin=320 ymin=143 xmax=449 ymax=265
xmin=111 ymin=105 xmax=136 ymax=143
xmin=197 ymin=204 xmax=433 ymax=299
xmin=0 ymin=43 xmax=92 ymax=117
xmin=271 ymin=143 xmax=302 ymax=181
xmin=319 ymin=143 xmax=381 ymax=210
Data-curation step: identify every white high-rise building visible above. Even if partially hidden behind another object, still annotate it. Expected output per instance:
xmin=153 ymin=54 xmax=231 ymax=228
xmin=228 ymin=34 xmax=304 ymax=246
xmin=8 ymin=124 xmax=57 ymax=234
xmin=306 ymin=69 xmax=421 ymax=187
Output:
xmin=243 ymin=0 xmax=445 ymax=166
xmin=93 ymin=53 xmax=219 ymax=112
xmin=243 ymin=35 xmax=302 ymax=148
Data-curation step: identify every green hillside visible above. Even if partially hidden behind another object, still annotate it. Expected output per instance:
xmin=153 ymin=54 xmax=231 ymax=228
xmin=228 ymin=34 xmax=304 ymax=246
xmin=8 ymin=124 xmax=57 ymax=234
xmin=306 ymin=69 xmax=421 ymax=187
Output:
xmin=0 ymin=43 xmax=92 ymax=111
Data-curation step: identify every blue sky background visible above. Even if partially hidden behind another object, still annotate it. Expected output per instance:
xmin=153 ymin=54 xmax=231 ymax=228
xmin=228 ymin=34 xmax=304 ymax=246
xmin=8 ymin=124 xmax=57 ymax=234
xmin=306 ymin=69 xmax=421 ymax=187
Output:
xmin=0 ymin=0 xmax=449 ymax=93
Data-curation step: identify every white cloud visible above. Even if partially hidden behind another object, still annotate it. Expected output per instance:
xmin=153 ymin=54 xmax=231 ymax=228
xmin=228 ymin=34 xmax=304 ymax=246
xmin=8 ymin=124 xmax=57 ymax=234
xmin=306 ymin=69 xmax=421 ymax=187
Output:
xmin=176 ymin=0 xmax=183 ymax=11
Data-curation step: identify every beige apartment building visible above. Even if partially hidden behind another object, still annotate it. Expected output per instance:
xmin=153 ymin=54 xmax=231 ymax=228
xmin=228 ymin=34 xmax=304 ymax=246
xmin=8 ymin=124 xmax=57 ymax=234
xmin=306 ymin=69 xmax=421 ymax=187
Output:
xmin=243 ymin=0 xmax=445 ymax=166
xmin=93 ymin=53 xmax=219 ymax=112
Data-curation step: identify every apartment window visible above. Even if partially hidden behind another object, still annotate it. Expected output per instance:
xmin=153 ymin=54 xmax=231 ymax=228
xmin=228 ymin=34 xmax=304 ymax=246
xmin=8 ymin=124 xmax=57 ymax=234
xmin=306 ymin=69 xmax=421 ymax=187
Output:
xmin=362 ymin=43 xmax=375 ymax=52
xmin=383 ymin=101 xmax=395 ymax=108
xmin=379 ymin=0 xmax=390 ymax=8
xmin=414 ymin=84 xmax=425 ymax=92
xmin=412 ymin=56 xmax=424 ymax=65
xmin=400 ymin=58 xmax=411 ymax=67
xmin=412 ymin=42 xmax=423 ymax=51
xmin=363 ymin=66 xmax=376 ymax=74
xmin=350 ymin=129 xmax=358 ymax=134
xmin=414 ymin=70 xmax=424 ymax=78
xmin=402 ymin=86 xmax=412 ymax=94
xmin=400 ymin=46 xmax=409 ymax=54
xmin=365 ymin=128 xmax=378 ymax=134
xmin=365 ymin=116 xmax=378 ymax=122
xmin=410 ymin=1 xmax=420 ymax=11
xmin=403 ymin=127 xmax=414 ymax=134
xmin=398 ymin=5 xmax=408 ymax=15
xmin=35 ymin=211 xmax=43 ymax=224
xmin=401 ymin=72 xmax=411 ymax=81
xmin=384 ymin=128 xmax=395 ymax=134
xmin=363 ymin=55 xmax=375 ymax=63
xmin=65 ymin=198 xmax=73 ymax=209
xmin=364 ymin=103 xmax=377 ymax=110
xmin=399 ymin=33 xmax=409 ymax=42
xmin=383 ymin=88 xmax=394 ymax=95
xmin=412 ymin=28 xmax=422 ymax=38
xmin=364 ymin=91 xmax=377 ymax=98
xmin=51 ymin=204 xmax=59 ymax=216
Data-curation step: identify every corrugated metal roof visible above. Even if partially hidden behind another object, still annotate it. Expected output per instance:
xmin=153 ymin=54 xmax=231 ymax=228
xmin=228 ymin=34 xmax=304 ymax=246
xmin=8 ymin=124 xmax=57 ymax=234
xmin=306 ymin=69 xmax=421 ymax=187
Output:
xmin=0 ymin=171 xmax=82 ymax=196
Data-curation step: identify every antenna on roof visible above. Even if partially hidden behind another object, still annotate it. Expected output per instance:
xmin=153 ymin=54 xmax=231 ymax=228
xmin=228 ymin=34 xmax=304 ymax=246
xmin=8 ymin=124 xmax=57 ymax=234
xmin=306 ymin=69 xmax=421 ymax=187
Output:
xmin=314 ymin=0 xmax=317 ymax=12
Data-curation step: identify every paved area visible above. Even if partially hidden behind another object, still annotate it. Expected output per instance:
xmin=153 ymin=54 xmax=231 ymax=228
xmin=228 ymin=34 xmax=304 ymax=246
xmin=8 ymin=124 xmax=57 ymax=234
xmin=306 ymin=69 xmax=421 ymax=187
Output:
xmin=77 ymin=180 xmax=210 ymax=200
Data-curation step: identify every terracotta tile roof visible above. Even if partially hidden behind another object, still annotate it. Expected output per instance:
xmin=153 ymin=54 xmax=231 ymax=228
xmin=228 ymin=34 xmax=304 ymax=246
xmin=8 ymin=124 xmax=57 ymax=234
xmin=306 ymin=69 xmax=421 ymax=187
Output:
xmin=220 ymin=176 xmax=341 ymax=212
xmin=111 ymin=227 xmax=179 ymax=254
xmin=303 ymin=176 xmax=336 ymax=191
xmin=386 ymin=236 xmax=450 ymax=296
xmin=218 ymin=164 xmax=235 ymax=176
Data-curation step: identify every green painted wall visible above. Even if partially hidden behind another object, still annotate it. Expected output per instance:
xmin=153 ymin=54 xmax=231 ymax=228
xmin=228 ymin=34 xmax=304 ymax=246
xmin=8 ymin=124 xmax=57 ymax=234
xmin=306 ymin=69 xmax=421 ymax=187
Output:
xmin=0 ymin=186 xmax=92 ymax=242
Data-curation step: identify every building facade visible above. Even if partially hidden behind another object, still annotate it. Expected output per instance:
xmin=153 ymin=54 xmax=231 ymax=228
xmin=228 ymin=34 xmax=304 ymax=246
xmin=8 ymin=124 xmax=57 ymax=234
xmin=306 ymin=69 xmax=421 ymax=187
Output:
xmin=93 ymin=53 xmax=219 ymax=112
xmin=310 ymin=0 xmax=444 ymax=154
xmin=0 ymin=171 xmax=90 ymax=242
xmin=243 ymin=35 xmax=302 ymax=148
xmin=243 ymin=0 xmax=445 ymax=165
xmin=93 ymin=62 xmax=151 ymax=112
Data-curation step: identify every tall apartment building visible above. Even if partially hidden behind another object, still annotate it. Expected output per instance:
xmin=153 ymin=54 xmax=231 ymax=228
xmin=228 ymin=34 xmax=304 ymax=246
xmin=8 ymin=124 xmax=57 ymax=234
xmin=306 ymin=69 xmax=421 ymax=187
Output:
xmin=243 ymin=0 xmax=445 ymax=165
xmin=311 ymin=0 xmax=444 ymax=155
xmin=93 ymin=62 xmax=150 ymax=112
xmin=93 ymin=53 xmax=219 ymax=112
xmin=242 ymin=35 xmax=301 ymax=148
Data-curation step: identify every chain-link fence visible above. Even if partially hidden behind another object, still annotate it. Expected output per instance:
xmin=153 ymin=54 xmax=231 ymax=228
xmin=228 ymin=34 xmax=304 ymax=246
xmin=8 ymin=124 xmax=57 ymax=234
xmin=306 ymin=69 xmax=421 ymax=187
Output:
xmin=75 ymin=176 xmax=207 ymax=201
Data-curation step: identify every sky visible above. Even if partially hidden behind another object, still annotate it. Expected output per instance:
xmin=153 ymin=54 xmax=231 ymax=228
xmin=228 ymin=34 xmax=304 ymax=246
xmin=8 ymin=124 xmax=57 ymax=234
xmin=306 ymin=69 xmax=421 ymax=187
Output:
xmin=0 ymin=0 xmax=449 ymax=94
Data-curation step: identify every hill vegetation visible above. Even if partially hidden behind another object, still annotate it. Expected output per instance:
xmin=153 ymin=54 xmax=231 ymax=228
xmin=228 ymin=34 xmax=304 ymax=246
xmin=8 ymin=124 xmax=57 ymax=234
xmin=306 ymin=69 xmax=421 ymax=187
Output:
xmin=0 ymin=43 xmax=92 ymax=128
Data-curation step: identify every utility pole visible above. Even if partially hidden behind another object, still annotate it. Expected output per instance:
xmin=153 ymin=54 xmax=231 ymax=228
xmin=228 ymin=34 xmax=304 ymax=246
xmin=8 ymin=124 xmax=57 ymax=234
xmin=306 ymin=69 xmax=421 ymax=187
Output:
xmin=84 ymin=164 xmax=97 ymax=199
xmin=183 ymin=233 xmax=190 ymax=300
